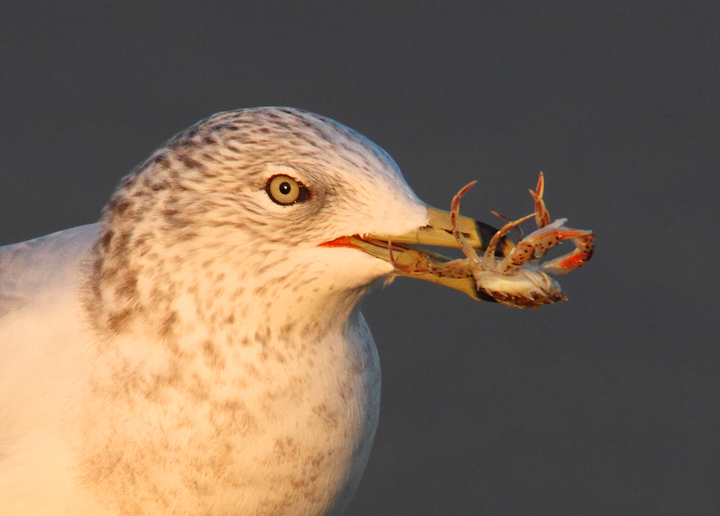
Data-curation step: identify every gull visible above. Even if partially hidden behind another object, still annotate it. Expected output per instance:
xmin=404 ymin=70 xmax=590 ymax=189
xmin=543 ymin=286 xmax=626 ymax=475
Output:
xmin=0 ymin=107 xmax=500 ymax=516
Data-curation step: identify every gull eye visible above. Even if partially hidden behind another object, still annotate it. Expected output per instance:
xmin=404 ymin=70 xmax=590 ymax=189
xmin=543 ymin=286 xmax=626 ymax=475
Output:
xmin=266 ymin=175 xmax=310 ymax=205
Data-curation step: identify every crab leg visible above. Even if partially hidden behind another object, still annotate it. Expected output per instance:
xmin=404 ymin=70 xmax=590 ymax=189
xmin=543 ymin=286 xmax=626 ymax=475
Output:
xmin=450 ymin=181 xmax=481 ymax=262
xmin=529 ymin=171 xmax=551 ymax=229
xmin=483 ymin=213 xmax=535 ymax=269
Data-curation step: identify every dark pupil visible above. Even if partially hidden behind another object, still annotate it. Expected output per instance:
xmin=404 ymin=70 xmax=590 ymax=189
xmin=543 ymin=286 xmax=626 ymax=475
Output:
xmin=279 ymin=182 xmax=292 ymax=195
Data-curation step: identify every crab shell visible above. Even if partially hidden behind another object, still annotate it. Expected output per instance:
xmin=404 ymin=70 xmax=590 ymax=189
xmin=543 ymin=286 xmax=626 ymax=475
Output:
xmin=472 ymin=264 xmax=566 ymax=308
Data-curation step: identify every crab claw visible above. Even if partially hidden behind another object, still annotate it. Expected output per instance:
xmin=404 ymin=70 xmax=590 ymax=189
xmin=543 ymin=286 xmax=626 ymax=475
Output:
xmin=540 ymin=230 xmax=595 ymax=275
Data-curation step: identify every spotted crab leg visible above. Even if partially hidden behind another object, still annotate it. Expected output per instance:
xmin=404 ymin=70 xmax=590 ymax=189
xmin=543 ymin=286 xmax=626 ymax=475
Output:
xmin=483 ymin=213 xmax=535 ymax=270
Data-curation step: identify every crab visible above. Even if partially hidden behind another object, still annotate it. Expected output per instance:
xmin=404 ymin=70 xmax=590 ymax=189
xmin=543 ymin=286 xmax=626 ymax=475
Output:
xmin=390 ymin=173 xmax=595 ymax=308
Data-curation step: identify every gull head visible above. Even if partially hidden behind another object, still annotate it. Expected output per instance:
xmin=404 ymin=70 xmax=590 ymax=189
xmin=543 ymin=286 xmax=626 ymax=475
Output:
xmin=85 ymin=107 xmax=502 ymax=343
xmin=85 ymin=108 xmax=436 ymax=339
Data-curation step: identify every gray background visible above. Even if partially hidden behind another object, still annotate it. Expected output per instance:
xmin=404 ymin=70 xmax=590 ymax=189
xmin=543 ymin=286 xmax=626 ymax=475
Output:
xmin=1 ymin=2 xmax=718 ymax=515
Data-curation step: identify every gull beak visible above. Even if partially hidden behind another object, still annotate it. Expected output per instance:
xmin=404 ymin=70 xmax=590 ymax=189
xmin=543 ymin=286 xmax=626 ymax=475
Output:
xmin=320 ymin=206 xmax=514 ymax=301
